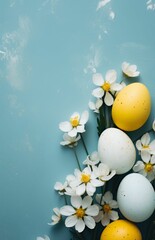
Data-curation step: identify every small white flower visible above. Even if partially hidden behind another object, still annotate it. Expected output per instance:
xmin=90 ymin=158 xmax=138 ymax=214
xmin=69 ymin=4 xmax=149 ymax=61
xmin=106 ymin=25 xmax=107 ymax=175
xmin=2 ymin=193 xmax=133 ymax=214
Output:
xmin=36 ymin=236 xmax=50 ymax=240
xmin=48 ymin=208 xmax=61 ymax=225
xmin=59 ymin=111 xmax=89 ymax=137
xmin=122 ymin=61 xmax=140 ymax=77
xmin=69 ymin=166 xmax=104 ymax=196
xmin=94 ymin=191 xmax=119 ymax=226
xmin=92 ymin=70 xmax=122 ymax=106
xmin=83 ymin=151 xmax=100 ymax=166
xmin=133 ymin=153 xmax=155 ymax=182
xmin=93 ymin=163 xmax=116 ymax=182
xmin=54 ymin=181 xmax=68 ymax=195
xmin=152 ymin=120 xmax=155 ymax=131
xmin=60 ymin=133 xmax=81 ymax=147
xmin=60 ymin=195 xmax=99 ymax=233
xmin=88 ymin=99 xmax=103 ymax=113
xmin=136 ymin=132 xmax=155 ymax=158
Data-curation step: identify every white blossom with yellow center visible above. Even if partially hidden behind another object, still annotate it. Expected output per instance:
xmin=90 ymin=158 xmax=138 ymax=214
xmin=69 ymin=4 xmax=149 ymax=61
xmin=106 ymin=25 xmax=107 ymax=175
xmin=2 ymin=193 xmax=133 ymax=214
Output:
xmin=59 ymin=111 xmax=89 ymax=137
xmin=92 ymin=70 xmax=122 ymax=106
xmin=94 ymin=191 xmax=119 ymax=226
xmin=68 ymin=166 xmax=104 ymax=196
xmin=136 ymin=132 xmax=155 ymax=159
xmin=133 ymin=152 xmax=155 ymax=182
xmin=60 ymin=195 xmax=99 ymax=233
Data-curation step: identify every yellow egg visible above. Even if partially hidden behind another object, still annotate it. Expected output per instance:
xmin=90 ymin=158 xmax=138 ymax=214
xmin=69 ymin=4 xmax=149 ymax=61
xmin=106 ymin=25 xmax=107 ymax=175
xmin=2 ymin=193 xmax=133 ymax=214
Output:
xmin=100 ymin=220 xmax=142 ymax=240
xmin=112 ymin=83 xmax=151 ymax=131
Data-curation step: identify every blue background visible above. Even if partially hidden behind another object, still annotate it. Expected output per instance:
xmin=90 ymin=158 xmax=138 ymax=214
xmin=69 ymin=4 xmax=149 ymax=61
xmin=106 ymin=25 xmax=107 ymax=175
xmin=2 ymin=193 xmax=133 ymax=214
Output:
xmin=0 ymin=0 xmax=155 ymax=239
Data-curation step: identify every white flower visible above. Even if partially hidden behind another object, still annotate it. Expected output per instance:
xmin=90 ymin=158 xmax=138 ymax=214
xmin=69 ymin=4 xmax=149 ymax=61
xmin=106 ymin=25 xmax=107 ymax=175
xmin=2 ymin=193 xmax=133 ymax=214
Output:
xmin=60 ymin=133 xmax=81 ymax=147
xmin=83 ymin=151 xmax=100 ymax=166
xmin=133 ymin=153 xmax=155 ymax=182
xmin=36 ymin=236 xmax=50 ymax=240
xmin=136 ymin=132 xmax=155 ymax=158
xmin=59 ymin=111 xmax=89 ymax=137
xmin=122 ymin=61 xmax=140 ymax=77
xmin=152 ymin=120 xmax=155 ymax=131
xmin=94 ymin=191 xmax=119 ymax=226
xmin=48 ymin=208 xmax=61 ymax=225
xmin=92 ymin=163 xmax=116 ymax=182
xmin=92 ymin=70 xmax=122 ymax=106
xmin=60 ymin=195 xmax=99 ymax=233
xmin=69 ymin=166 xmax=104 ymax=196
xmin=54 ymin=181 xmax=68 ymax=195
xmin=88 ymin=98 xmax=103 ymax=113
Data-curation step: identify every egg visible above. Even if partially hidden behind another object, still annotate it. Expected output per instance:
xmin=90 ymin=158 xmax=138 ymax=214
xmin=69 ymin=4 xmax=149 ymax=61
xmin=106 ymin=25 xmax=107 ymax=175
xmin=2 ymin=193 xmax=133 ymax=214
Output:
xmin=100 ymin=219 xmax=142 ymax=240
xmin=98 ymin=128 xmax=136 ymax=174
xmin=112 ymin=83 xmax=151 ymax=131
xmin=117 ymin=173 xmax=155 ymax=222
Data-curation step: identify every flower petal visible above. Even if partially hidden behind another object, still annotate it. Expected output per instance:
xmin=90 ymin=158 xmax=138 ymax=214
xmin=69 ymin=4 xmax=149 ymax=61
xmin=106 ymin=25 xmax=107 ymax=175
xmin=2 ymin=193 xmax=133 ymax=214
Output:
xmin=84 ymin=216 xmax=96 ymax=229
xmin=60 ymin=206 xmax=75 ymax=216
xmin=85 ymin=205 xmax=99 ymax=216
xmin=108 ymin=210 xmax=119 ymax=220
xmin=86 ymin=183 xmax=96 ymax=196
xmin=141 ymin=133 xmax=150 ymax=145
xmin=111 ymin=83 xmax=122 ymax=91
xmin=71 ymin=196 xmax=82 ymax=209
xmin=59 ymin=121 xmax=72 ymax=132
xmin=103 ymin=191 xmax=113 ymax=203
xmin=65 ymin=215 xmax=77 ymax=227
xmin=101 ymin=213 xmax=110 ymax=226
xmin=80 ymin=111 xmax=89 ymax=124
xmin=105 ymin=70 xmax=117 ymax=83
xmin=104 ymin=92 xmax=113 ymax=106
xmin=75 ymin=218 xmax=85 ymax=233
xmin=92 ymin=87 xmax=104 ymax=98
xmin=141 ymin=151 xmax=150 ymax=163
xmin=76 ymin=183 xmax=86 ymax=196
xmin=133 ymin=161 xmax=144 ymax=172
xmin=150 ymin=140 xmax=155 ymax=154
xmin=93 ymin=73 xmax=104 ymax=86
xmin=89 ymin=101 xmax=95 ymax=110
xmin=82 ymin=195 xmax=92 ymax=209
xmin=68 ymin=128 xmax=77 ymax=137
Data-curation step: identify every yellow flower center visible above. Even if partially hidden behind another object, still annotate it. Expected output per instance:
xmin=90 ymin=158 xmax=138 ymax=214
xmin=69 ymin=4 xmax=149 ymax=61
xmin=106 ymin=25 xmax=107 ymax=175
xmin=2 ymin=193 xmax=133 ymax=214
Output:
xmin=103 ymin=204 xmax=111 ymax=213
xmin=142 ymin=145 xmax=149 ymax=149
xmin=76 ymin=208 xmax=85 ymax=218
xmin=145 ymin=163 xmax=153 ymax=172
xmin=70 ymin=116 xmax=79 ymax=127
xmin=81 ymin=173 xmax=91 ymax=183
xmin=102 ymin=82 xmax=111 ymax=92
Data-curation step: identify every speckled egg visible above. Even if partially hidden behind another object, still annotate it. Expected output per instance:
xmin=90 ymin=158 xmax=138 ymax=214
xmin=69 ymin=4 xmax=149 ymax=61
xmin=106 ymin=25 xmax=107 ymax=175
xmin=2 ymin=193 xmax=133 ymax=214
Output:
xmin=112 ymin=83 xmax=151 ymax=131
xmin=98 ymin=128 xmax=136 ymax=174
xmin=100 ymin=220 xmax=142 ymax=240
xmin=117 ymin=173 xmax=155 ymax=222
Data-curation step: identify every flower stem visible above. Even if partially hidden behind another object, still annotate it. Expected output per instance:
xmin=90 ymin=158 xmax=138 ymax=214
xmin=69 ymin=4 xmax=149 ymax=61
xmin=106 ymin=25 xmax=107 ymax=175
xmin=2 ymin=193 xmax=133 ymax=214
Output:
xmin=73 ymin=147 xmax=82 ymax=171
xmin=80 ymin=134 xmax=89 ymax=156
xmin=64 ymin=195 xmax=68 ymax=205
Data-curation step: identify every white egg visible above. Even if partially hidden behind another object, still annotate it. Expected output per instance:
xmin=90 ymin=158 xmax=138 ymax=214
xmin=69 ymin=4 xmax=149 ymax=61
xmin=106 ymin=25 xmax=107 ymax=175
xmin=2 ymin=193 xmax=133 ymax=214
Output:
xmin=98 ymin=128 xmax=136 ymax=174
xmin=117 ymin=173 xmax=155 ymax=222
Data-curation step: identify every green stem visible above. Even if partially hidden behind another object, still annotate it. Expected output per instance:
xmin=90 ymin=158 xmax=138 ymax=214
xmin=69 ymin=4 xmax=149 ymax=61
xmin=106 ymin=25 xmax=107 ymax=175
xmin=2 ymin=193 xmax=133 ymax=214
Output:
xmin=73 ymin=147 xmax=82 ymax=171
xmin=80 ymin=134 xmax=89 ymax=156
xmin=64 ymin=195 xmax=68 ymax=205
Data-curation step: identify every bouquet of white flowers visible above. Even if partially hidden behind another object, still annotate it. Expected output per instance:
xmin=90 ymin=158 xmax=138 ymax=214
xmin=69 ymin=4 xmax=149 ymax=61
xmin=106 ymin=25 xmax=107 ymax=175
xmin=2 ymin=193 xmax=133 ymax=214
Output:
xmin=48 ymin=62 xmax=155 ymax=240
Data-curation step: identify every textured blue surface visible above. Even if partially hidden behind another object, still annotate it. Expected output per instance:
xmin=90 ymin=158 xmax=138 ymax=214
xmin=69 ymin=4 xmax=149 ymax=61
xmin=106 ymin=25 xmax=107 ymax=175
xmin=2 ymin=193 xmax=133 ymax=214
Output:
xmin=0 ymin=1 xmax=155 ymax=239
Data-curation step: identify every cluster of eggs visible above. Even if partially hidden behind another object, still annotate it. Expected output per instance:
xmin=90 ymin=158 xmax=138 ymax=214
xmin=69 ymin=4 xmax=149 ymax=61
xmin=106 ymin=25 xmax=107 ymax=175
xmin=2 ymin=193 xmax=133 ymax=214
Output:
xmin=98 ymin=83 xmax=155 ymax=239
